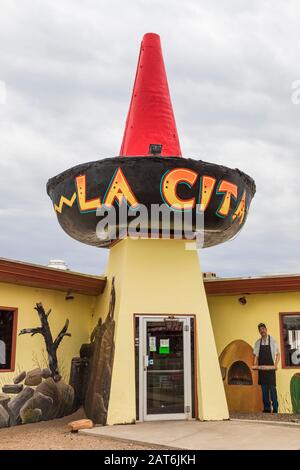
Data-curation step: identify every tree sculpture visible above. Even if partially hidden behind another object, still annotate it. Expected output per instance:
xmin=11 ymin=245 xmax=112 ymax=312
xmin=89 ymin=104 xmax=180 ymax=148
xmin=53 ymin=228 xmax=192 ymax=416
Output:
xmin=19 ymin=302 xmax=71 ymax=381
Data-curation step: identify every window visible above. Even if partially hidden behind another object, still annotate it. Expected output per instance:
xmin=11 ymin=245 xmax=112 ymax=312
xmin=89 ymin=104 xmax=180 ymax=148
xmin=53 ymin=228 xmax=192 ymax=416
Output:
xmin=280 ymin=313 xmax=300 ymax=368
xmin=0 ymin=308 xmax=18 ymax=372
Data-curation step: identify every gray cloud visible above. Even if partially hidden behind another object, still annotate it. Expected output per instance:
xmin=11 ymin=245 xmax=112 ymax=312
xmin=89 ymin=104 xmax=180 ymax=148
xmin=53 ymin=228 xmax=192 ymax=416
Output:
xmin=0 ymin=0 xmax=299 ymax=276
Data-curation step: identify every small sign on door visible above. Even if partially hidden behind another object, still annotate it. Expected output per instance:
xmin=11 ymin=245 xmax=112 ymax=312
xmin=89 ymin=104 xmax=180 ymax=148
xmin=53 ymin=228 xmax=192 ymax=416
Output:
xmin=149 ymin=336 xmax=156 ymax=352
xmin=159 ymin=338 xmax=170 ymax=354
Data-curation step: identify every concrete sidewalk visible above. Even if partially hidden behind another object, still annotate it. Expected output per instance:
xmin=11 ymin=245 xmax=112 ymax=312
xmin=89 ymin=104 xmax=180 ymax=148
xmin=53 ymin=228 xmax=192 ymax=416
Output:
xmin=80 ymin=419 xmax=300 ymax=450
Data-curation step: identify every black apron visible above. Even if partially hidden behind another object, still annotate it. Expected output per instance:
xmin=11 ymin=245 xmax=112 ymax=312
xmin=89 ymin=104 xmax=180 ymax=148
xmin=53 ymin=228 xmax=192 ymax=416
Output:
xmin=258 ymin=335 xmax=276 ymax=386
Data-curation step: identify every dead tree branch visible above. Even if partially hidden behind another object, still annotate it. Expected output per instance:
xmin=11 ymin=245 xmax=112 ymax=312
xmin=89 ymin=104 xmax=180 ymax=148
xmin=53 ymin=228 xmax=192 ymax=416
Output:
xmin=19 ymin=302 xmax=71 ymax=380
xmin=19 ymin=327 xmax=43 ymax=337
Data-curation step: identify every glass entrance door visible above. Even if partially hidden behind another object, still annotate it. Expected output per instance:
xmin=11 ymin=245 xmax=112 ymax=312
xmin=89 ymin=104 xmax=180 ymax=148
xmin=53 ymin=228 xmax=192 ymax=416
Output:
xmin=139 ymin=316 xmax=192 ymax=421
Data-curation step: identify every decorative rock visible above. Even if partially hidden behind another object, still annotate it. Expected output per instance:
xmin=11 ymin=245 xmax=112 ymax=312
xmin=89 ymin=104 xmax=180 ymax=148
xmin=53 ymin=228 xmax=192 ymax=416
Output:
xmin=8 ymin=387 xmax=34 ymax=425
xmin=24 ymin=368 xmax=43 ymax=386
xmin=2 ymin=384 xmax=23 ymax=394
xmin=13 ymin=371 xmax=26 ymax=384
xmin=20 ymin=408 xmax=42 ymax=424
xmin=67 ymin=419 xmax=93 ymax=432
xmin=35 ymin=378 xmax=60 ymax=419
xmin=0 ymin=393 xmax=11 ymax=408
xmin=56 ymin=381 xmax=75 ymax=418
xmin=35 ymin=378 xmax=74 ymax=419
xmin=41 ymin=368 xmax=52 ymax=379
xmin=20 ymin=392 xmax=53 ymax=421
xmin=0 ymin=404 xmax=9 ymax=428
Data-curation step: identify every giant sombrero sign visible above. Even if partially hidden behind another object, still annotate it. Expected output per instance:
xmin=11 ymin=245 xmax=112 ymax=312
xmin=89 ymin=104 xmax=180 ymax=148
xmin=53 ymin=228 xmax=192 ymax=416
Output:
xmin=47 ymin=33 xmax=256 ymax=249
xmin=47 ymin=156 xmax=255 ymax=248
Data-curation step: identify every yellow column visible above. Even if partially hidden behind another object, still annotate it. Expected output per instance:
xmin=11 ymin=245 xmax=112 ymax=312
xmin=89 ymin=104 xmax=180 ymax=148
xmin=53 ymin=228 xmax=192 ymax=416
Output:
xmin=97 ymin=238 xmax=228 ymax=424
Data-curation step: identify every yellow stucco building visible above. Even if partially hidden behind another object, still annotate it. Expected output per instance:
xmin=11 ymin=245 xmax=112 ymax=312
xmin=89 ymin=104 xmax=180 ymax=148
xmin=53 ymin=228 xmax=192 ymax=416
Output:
xmin=206 ymin=274 xmax=300 ymax=414
xmin=1 ymin=254 xmax=299 ymax=421
xmin=0 ymin=257 xmax=104 ymax=387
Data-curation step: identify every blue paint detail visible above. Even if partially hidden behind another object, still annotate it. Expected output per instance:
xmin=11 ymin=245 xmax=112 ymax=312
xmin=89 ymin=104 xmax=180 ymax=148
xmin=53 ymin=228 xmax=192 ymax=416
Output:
xmin=178 ymin=181 xmax=192 ymax=189
xmin=102 ymin=168 xmax=118 ymax=207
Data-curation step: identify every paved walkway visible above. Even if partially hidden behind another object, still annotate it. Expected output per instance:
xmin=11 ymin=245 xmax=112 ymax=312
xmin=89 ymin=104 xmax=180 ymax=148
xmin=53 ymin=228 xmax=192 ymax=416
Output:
xmin=81 ymin=419 xmax=300 ymax=450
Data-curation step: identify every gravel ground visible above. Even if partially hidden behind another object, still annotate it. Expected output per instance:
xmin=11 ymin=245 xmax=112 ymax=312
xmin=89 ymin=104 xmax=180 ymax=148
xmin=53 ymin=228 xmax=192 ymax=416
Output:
xmin=0 ymin=409 xmax=168 ymax=450
xmin=230 ymin=412 xmax=300 ymax=423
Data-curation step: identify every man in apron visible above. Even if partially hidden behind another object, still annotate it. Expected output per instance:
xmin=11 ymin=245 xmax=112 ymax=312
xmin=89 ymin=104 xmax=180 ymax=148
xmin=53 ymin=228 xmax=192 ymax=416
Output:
xmin=253 ymin=323 xmax=280 ymax=413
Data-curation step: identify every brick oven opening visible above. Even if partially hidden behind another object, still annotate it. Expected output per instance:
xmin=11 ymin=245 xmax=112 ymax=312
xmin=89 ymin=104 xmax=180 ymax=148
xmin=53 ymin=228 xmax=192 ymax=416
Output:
xmin=228 ymin=360 xmax=253 ymax=385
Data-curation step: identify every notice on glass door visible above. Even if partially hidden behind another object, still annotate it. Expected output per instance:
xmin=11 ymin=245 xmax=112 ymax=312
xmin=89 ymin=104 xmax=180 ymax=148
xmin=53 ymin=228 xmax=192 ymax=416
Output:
xmin=149 ymin=336 xmax=156 ymax=352
xmin=159 ymin=339 xmax=170 ymax=354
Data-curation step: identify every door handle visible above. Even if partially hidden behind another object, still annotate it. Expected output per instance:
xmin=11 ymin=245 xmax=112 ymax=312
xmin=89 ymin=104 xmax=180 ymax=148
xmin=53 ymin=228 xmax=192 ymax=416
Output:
xmin=144 ymin=355 xmax=149 ymax=370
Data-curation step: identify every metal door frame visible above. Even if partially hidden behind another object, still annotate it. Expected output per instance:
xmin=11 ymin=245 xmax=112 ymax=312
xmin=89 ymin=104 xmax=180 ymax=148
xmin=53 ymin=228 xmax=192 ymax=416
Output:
xmin=138 ymin=315 xmax=192 ymax=421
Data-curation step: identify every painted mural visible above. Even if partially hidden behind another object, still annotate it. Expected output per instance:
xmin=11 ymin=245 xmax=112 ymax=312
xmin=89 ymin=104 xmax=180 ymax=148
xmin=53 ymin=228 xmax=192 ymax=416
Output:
xmin=0 ymin=303 xmax=75 ymax=428
xmin=19 ymin=303 xmax=71 ymax=381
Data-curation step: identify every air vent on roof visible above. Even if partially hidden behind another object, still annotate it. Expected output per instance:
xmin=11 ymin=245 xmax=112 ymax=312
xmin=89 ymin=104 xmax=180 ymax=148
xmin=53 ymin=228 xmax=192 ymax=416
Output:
xmin=203 ymin=272 xmax=217 ymax=279
xmin=47 ymin=259 xmax=69 ymax=271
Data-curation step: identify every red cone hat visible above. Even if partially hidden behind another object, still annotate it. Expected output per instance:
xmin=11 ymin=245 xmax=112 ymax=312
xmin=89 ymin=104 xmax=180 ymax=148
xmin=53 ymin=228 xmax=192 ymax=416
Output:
xmin=119 ymin=33 xmax=182 ymax=157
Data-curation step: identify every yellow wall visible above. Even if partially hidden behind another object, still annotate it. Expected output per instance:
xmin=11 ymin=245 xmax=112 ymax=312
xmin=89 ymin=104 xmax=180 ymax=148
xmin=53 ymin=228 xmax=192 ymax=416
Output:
xmin=208 ymin=291 xmax=300 ymax=413
xmin=5 ymin=258 xmax=298 ymax=419
xmin=0 ymin=281 xmax=96 ymax=386
xmin=94 ymin=238 xmax=228 ymax=424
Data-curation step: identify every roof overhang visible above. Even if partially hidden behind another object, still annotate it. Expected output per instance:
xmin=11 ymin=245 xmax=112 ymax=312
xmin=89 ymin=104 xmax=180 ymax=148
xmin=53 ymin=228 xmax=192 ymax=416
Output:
xmin=0 ymin=258 xmax=106 ymax=296
xmin=204 ymin=274 xmax=300 ymax=295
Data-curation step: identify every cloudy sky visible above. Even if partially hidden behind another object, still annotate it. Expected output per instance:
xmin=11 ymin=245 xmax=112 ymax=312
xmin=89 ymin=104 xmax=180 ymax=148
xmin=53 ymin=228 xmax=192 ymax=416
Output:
xmin=0 ymin=0 xmax=300 ymax=277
